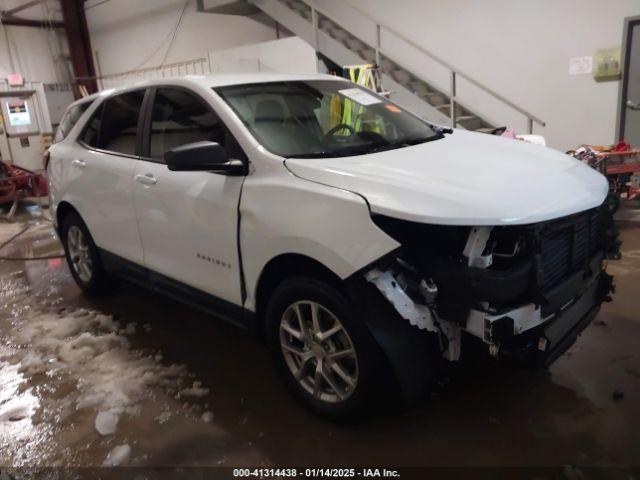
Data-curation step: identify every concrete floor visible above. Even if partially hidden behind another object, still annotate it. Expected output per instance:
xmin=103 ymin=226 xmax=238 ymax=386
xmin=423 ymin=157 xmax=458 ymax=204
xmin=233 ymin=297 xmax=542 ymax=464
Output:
xmin=0 ymin=202 xmax=639 ymax=470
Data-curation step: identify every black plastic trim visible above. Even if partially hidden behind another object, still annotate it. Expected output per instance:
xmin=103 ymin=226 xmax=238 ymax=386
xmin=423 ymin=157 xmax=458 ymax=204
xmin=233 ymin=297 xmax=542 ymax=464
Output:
xmin=99 ymin=249 xmax=256 ymax=331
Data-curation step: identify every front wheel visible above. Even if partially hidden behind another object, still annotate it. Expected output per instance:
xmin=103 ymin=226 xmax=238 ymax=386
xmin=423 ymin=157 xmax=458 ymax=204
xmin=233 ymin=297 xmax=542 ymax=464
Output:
xmin=265 ymin=277 xmax=395 ymax=421
xmin=61 ymin=212 xmax=109 ymax=295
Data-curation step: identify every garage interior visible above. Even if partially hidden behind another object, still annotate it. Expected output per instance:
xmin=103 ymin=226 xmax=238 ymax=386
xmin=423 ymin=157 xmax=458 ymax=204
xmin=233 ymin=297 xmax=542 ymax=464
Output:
xmin=1 ymin=0 xmax=640 ymax=476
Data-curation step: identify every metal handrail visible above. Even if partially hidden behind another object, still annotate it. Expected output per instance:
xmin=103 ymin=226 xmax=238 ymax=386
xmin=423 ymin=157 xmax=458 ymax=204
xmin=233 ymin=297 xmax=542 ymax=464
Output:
xmin=299 ymin=0 xmax=545 ymax=131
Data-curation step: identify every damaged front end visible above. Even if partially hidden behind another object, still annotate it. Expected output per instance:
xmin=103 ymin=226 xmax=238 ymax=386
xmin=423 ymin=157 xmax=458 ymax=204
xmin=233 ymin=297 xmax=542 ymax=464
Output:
xmin=363 ymin=204 xmax=621 ymax=367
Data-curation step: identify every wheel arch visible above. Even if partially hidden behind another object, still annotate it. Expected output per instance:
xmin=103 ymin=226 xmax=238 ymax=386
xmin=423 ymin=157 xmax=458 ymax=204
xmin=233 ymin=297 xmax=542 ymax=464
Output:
xmin=254 ymin=253 xmax=348 ymax=332
xmin=55 ymin=201 xmax=81 ymax=232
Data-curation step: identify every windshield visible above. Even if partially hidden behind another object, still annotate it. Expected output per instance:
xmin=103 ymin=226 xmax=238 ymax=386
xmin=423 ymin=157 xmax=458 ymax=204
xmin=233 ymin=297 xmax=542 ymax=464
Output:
xmin=215 ymin=80 xmax=443 ymax=158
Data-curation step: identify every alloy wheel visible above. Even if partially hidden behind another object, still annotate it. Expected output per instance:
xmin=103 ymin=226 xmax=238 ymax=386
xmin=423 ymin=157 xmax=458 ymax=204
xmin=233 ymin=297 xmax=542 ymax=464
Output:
xmin=67 ymin=225 xmax=93 ymax=282
xmin=279 ymin=300 xmax=359 ymax=403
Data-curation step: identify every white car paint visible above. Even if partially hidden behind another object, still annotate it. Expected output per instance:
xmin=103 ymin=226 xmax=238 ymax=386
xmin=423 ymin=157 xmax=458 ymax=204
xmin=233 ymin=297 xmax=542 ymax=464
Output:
xmin=131 ymin=161 xmax=245 ymax=304
xmin=239 ymin=146 xmax=400 ymax=311
xmin=48 ymin=138 xmax=144 ymax=264
xmin=285 ymin=129 xmax=608 ymax=226
xmin=48 ymin=72 xmax=607 ymax=326
xmin=48 ymin=73 xmax=397 ymax=314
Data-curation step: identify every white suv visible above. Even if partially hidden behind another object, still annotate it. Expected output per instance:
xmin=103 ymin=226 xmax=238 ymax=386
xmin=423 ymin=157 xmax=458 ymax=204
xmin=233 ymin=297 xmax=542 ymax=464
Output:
xmin=48 ymin=73 xmax=618 ymax=420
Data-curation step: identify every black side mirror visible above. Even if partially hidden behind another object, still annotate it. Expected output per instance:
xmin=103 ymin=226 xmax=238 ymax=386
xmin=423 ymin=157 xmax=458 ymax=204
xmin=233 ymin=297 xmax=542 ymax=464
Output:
xmin=165 ymin=141 xmax=245 ymax=175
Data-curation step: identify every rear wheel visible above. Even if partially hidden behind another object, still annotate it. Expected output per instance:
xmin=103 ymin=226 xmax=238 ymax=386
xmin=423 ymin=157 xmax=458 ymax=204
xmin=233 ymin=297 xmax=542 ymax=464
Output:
xmin=61 ymin=213 xmax=109 ymax=295
xmin=265 ymin=277 xmax=395 ymax=421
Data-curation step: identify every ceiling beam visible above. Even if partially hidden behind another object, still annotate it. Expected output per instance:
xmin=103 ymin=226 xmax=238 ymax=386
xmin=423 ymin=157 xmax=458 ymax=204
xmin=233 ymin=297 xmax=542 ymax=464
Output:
xmin=0 ymin=15 xmax=65 ymax=28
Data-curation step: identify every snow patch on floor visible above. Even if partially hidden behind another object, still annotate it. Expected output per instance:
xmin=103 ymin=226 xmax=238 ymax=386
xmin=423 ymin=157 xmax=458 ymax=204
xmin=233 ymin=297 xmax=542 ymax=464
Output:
xmin=102 ymin=444 xmax=131 ymax=466
xmin=95 ymin=410 xmax=119 ymax=436
xmin=1 ymin=307 xmax=208 ymax=438
xmin=179 ymin=381 xmax=210 ymax=398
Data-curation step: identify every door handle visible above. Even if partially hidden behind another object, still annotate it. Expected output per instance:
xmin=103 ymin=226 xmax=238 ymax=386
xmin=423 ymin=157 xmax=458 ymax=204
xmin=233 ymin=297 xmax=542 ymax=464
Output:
xmin=627 ymin=100 xmax=640 ymax=111
xmin=135 ymin=173 xmax=157 ymax=185
xmin=71 ymin=159 xmax=86 ymax=168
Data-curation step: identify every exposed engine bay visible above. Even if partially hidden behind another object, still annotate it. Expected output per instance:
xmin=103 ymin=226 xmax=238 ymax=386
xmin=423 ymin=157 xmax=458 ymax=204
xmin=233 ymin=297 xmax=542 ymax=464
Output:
xmin=365 ymin=204 xmax=621 ymax=365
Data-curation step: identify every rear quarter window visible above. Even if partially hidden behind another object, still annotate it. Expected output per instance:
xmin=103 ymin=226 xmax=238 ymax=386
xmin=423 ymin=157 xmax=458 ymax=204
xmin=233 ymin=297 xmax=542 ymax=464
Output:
xmin=53 ymin=100 xmax=94 ymax=143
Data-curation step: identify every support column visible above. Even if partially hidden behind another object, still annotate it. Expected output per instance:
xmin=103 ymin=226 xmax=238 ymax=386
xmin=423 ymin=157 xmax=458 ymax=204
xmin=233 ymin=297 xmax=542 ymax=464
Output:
xmin=60 ymin=0 xmax=98 ymax=95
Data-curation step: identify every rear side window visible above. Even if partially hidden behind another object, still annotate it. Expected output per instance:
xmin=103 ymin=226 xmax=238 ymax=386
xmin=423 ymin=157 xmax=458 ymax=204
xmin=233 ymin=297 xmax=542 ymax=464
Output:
xmin=54 ymin=101 xmax=93 ymax=143
xmin=80 ymin=89 xmax=145 ymax=156
xmin=149 ymin=87 xmax=243 ymax=160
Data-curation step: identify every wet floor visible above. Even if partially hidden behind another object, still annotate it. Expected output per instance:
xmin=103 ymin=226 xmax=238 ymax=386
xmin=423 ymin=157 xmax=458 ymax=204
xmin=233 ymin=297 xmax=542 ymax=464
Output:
xmin=0 ymin=202 xmax=639 ymax=470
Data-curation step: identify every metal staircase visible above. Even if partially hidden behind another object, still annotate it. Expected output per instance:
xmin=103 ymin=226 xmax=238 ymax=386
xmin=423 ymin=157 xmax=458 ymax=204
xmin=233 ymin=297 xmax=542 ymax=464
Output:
xmin=248 ymin=0 xmax=545 ymax=133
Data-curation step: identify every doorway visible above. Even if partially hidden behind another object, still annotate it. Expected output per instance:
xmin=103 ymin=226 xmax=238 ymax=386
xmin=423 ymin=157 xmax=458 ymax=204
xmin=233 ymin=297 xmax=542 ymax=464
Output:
xmin=618 ymin=15 xmax=640 ymax=146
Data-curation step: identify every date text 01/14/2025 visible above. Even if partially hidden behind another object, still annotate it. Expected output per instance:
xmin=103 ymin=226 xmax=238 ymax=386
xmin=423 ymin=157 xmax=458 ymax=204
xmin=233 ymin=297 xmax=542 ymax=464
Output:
xmin=232 ymin=468 xmax=401 ymax=478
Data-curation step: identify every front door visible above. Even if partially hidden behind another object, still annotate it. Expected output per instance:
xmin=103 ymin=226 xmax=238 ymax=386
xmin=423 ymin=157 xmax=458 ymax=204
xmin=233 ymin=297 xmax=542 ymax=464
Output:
xmin=621 ymin=17 xmax=640 ymax=146
xmin=132 ymin=87 xmax=246 ymax=306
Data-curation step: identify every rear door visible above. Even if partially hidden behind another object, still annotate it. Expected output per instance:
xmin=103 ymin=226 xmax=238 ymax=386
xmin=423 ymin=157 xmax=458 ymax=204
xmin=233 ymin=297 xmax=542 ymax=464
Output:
xmin=132 ymin=86 xmax=246 ymax=305
xmin=70 ymin=89 xmax=146 ymax=264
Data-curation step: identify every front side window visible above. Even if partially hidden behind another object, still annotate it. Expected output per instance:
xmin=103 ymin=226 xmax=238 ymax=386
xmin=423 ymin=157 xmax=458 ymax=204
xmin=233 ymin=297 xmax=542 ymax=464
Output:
xmin=149 ymin=87 xmax=243 ymax=160
xmin=215 ymin=80 xmax=442 ymax=158
xmin=80 ymin=90 xmax=145 ymax=155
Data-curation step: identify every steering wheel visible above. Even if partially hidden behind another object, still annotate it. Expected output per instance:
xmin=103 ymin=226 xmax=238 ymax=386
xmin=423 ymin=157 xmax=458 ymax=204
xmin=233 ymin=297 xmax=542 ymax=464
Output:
xmin=325 ymin=123 xmax=355 ymax=138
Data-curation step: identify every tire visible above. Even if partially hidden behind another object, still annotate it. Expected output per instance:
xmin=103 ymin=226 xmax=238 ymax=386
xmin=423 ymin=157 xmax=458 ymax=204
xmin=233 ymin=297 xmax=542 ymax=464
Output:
xmin=265 ymin=277 xmax=396 ymax=422
xmin=61 ymin=212 xmax=109 ymax=295
xmin=606 ymin=192 xmax=620 ymax=214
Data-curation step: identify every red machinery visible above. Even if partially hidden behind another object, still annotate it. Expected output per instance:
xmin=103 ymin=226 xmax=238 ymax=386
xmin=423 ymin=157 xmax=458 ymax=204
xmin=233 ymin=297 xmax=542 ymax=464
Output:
xmin=568 ymin=142 xmax=640 ymax=212
xmin=0 ymin=161 xmax=48 ymax=218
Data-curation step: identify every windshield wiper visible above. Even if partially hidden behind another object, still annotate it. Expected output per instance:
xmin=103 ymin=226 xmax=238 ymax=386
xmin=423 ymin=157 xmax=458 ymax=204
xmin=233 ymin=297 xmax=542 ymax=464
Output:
xmin=366 ymin=134 xmax=443 ymax=154
xmin=286 ymin=151 xmax=342 ymax=159
xmin=429 ymin=124 xmax=453 ymax=135
xmin=286 ymin=134 xmax=443 ymax=158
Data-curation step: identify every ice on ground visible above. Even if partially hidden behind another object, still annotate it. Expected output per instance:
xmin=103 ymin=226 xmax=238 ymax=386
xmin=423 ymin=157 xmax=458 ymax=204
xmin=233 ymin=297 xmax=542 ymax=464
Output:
xmin=201 ymin=411 xmax=214 ymax=423
xmin=95 ymin=410 xmax=119 ymax=436
xmin=179 ymin=381 xmax=209 ymax=398
xmin=7 ymin=307 xmax=206 ymax=436
xmin=0 ymin=404 xmax=32 ymax=423
xmin=102 ymin=444 xmax=131 ymax=466
xmin=156 ymin=410 xmax=171 ymax=424
xmin=16 ymin=351 xmax=47 ymax=376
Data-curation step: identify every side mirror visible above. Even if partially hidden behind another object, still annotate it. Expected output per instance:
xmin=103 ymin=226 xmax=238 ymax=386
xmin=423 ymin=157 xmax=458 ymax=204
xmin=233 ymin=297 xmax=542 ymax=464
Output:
xmin=164 ymin=141 xmax=245 ymax=175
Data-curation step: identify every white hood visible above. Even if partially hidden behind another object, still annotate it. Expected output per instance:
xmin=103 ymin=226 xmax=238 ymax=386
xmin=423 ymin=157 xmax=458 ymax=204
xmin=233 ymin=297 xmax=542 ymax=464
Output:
xmin=284 ymin=130 xmax=608 ymax=226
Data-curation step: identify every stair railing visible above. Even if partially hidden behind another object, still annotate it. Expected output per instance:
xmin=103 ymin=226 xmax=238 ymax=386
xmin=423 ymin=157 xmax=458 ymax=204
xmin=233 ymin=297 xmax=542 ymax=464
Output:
xmin=300 ymin=0 xmax=545 ymax=132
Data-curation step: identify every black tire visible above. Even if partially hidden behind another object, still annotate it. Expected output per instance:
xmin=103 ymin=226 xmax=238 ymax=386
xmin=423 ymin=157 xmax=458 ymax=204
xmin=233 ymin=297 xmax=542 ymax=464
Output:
xmin=61 ymin=212 xmax=109 ymax=295
xmin=606 ymin=192 xmax=620 ymax=214
xmin=265 ymin=277 xmax=396 ymax=422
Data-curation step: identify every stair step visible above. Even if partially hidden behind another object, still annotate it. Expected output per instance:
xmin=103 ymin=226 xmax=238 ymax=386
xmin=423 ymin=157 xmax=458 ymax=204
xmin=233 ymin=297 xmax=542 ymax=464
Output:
xmin=283 ymin=0 xmax=311 ymax=19
xmin=393 ymin=70 xmax=412 ymax=84
xmin=355 ymin=48 xmax=376 ymax=61
xmin=421 ymin=91 xmax=444 ymax=99
xmin=345 ymin=37 xmax=365 ymax=49
xmin=456 ymin=115 xmax=485 ymax=131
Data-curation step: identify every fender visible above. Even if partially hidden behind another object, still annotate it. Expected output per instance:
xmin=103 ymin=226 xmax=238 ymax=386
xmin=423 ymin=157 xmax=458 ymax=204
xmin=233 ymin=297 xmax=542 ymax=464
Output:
xmin=240 ymin=170 xmax=399 ymax=311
